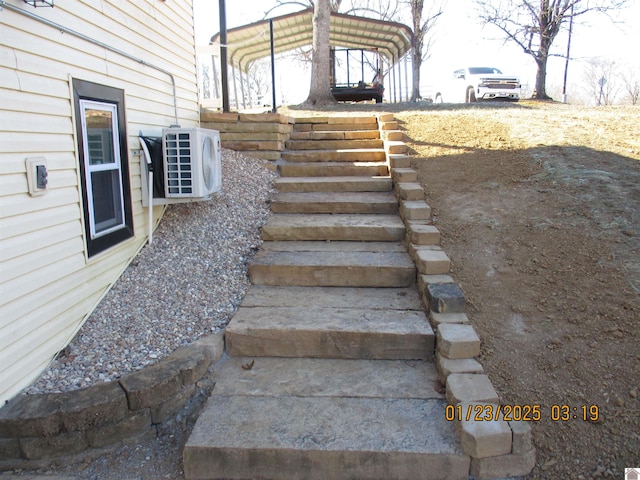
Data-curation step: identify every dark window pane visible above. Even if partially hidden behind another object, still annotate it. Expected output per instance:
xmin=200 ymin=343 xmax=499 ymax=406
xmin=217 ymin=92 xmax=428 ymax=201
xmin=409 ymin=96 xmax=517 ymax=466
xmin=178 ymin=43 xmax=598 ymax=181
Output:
xmin=85 ymin=109 xmax=114 ymax=165
xmin=91 ymin=170 xmax=123 ymax=234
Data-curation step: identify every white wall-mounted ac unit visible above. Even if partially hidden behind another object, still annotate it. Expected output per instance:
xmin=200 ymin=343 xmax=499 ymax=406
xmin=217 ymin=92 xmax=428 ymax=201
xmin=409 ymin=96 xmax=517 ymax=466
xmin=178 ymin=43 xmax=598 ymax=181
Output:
xmin=162 ymin=127 xmax=222 ymax=198
xmin=139 ymin=127 xmax=222 ymax=207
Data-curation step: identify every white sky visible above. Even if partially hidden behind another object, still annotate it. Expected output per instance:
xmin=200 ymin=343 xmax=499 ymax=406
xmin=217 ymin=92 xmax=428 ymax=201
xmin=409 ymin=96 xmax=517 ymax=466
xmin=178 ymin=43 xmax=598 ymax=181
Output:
xmin=193 ymin=0 xmax=640 ymax=103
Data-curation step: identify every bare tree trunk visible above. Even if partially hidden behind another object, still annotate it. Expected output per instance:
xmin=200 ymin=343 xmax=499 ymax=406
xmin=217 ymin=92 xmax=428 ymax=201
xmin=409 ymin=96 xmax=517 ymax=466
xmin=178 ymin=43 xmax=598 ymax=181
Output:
xmin=531 ymin=12 xmax=553 ymax=100
xmin=410 ymin=0 xmax=424 ymax=101
xmin=533 ymin=57 xmax=550 ymax=100
xmin=406 ymin=0 xmax=443 ymax=102
xmin=411 ymin=49 xmax=422 ymax=101
xmin=306 ymin=0 xmax=335 ymax=105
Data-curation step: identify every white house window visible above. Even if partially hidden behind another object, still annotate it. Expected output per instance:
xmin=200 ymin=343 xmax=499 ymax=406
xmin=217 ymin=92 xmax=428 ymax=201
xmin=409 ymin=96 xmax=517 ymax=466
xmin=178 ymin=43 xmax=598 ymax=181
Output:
xmin=73 ymin=80 xmax=133 ymax=257
xmin=80 ymin=100 xmax=125 ymax=239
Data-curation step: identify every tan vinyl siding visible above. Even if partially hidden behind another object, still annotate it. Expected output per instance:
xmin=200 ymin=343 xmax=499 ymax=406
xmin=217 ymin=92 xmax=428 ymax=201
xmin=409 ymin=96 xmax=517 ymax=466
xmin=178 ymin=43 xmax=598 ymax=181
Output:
xmin=0 ymin=0 xmax=199 ymax=405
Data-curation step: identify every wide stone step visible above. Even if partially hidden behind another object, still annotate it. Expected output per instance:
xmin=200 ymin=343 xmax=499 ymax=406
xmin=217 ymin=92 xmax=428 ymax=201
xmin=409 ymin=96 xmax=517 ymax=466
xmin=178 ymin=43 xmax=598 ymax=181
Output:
xmin=248 ymin=249 xmax=416 ymax=287
xmin=240 ymin=285 xmax=423 ymax=310
xmin=226 ymin=285 xmax=434 ymax=360
xmin=262 ymin=214 xmax=405 ymax=241
xmin=184 ymin=396 xmax=467 ymax=480
xmin=289 ymin=130 xmax=380 ymax=141
xmin=211 ymin=356 xmax=440 ymax=397
xmin=285 ymin=139 xmax=384 ymax=150
xmin=271 ymin=191 xmax=398 ymax=214
xmin=258 ymin=240 xmax=407 ymax=253
xmin=226 ymin=305 xmax=434 ymax=359
xmin=281 ymin=149 xmax=386 ymax=162
xmin=226 ymin=286 xmax=431 ymax=360
xmin=293 ymin=119 xmax=379 ymax=132
xmin=275 ymin=176 xmax=392 ymax=193
xmin=279 ymin=161 xmax=388 ymax=177
xmin=184 ymin=358 xmax=468 ymax=480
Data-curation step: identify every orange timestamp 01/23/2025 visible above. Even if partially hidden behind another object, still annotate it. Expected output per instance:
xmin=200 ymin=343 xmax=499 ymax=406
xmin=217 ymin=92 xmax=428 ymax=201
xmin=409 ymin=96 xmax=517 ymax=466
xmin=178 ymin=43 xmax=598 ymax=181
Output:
xmin=444 ymin=404 xmax=600 ymax=422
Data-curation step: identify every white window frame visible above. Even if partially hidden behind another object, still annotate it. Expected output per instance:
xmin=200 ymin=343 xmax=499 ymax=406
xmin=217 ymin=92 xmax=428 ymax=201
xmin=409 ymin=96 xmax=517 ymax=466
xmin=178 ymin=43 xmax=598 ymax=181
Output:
xmin=79 ymin=100 xmax=126 ymax=240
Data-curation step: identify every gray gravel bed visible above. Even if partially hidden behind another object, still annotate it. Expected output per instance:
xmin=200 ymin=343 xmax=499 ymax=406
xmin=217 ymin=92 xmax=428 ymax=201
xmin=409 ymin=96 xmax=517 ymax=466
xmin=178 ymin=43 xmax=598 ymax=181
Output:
xmin=24 ymin=149 xmax=276 ymax=395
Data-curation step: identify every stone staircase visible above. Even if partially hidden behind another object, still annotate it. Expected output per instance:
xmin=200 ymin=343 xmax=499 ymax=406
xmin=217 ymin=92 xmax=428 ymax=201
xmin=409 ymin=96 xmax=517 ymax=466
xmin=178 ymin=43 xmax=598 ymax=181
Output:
xmin=183 ymin=115 xmax=534 ymax=480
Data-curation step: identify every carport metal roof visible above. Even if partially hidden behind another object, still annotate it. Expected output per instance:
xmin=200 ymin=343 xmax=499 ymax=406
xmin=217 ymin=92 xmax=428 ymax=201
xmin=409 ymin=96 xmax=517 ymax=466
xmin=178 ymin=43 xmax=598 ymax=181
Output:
xmin=210 ymin=8 xmax=413 ymax=72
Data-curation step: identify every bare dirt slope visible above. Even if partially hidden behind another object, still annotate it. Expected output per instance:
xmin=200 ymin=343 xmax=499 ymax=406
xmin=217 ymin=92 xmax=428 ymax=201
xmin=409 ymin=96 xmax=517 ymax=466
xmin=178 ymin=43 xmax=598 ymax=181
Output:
xmin=395 ymin=101 xmax=640 ymax=479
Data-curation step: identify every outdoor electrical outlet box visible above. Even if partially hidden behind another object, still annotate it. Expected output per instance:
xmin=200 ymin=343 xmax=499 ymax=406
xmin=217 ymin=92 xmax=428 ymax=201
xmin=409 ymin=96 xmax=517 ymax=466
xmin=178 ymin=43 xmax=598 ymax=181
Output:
xmin=26 ymin=157 xmax=48 ymax=196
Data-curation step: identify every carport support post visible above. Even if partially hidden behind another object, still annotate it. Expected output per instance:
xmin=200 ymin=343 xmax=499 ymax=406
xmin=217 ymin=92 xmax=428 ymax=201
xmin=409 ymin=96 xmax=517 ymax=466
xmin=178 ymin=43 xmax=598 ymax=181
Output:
xmin=219 ymin=0 xmax=229 ymax=112
xmin=397 ymin=56 xmax=402 ymax=102
xmin=232 ymin=63 xmax=239 ymax=110
xmin=404 ymin=54 xmax=409 ymax=102
xmin=247 ymin=65 xmax=253 ymax=106
xmin=394 ymin=56 xmax=398 ymax=103
xmin=270 ymin=19 xmax=277 ymax=113
xmin=239 ymin=64 xmax=246 ymax=109
xmin=392 ymin=55 xmax=397 ymax=103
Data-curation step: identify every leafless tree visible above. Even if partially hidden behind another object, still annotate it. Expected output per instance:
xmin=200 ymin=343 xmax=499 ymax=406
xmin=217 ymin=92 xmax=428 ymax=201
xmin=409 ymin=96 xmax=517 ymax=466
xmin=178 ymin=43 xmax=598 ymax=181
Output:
xmin=265 ymin=0 xmax=343 ymax=16
xmin=265 ymin=0 xmax=403 ymax=21
xmin=247 ymin=59 xmax=272 ymax=107
xmin=475 ymin=0 xmax=630 ymax=100
xmin=343 ymin=0 xmax=400 ymax=19
xmin=400 ymin=0 xmax=444 ymax=101
xmin=201 ymin=65 xmax=211 ymax=100
xmin=306 ymin=0 xmax=335 ymax=104
xmin=620 ymin=64 xmax=640 ymax=105
xmin=583 ymin=57 xmax=619 ymax=106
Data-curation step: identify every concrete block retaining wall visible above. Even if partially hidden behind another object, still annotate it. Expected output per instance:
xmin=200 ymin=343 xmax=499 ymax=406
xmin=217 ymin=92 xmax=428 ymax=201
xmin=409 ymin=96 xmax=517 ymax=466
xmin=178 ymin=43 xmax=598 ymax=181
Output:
xmin=0 ymin=334 xmax=223 ymax=470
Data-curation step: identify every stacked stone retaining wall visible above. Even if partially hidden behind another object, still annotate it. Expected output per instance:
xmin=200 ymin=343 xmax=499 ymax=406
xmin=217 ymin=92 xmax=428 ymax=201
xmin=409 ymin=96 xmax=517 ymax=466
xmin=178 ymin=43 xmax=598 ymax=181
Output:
xmin=0 ymin=335 xmax=223 ymax=470
xmin=200 ymin=110 xmax=295 ymax=165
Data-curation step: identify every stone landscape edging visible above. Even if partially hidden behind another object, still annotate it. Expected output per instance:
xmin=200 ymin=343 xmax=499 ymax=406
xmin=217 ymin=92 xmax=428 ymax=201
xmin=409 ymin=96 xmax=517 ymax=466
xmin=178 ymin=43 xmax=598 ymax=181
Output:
xmin=0 ymin=333 xmax=224 ymax=470
xmin=379 ymin=113 xmax=536 ymax=479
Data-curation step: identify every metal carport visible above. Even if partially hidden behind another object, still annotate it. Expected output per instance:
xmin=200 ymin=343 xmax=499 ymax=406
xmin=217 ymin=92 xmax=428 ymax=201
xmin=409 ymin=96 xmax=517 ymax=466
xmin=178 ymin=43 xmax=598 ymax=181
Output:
xmin=209 ymin=8 xmax=413 ymax=109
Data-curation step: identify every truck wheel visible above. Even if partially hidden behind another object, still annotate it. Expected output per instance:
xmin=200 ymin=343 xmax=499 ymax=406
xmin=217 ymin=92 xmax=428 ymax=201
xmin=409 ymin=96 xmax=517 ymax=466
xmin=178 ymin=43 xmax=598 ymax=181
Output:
xmin=466 ymin=87 xmax=476 ymax=103
xmin=375 ymin=95 xmax=382 ymax=104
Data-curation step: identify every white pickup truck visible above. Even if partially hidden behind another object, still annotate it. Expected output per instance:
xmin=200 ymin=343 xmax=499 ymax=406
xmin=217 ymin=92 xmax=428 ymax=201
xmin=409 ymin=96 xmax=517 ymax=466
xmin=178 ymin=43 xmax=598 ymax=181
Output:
xmin=434 ymin=67 xmax=521 ymax=103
